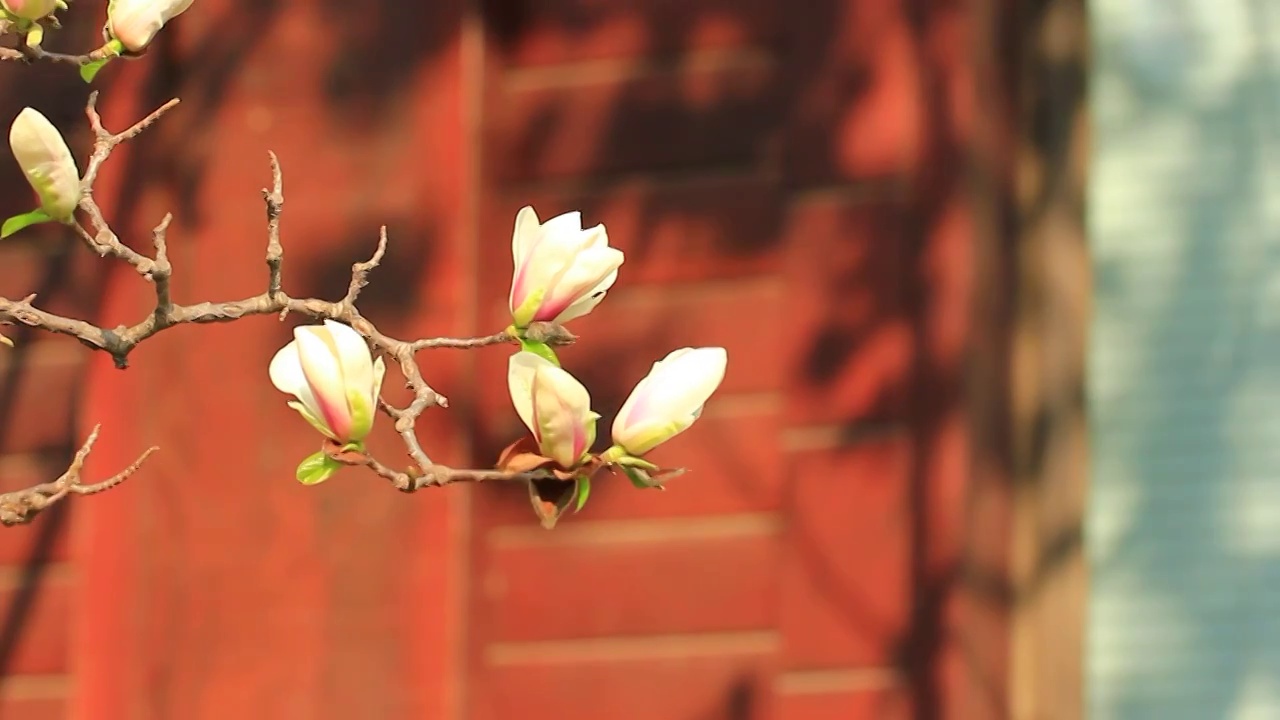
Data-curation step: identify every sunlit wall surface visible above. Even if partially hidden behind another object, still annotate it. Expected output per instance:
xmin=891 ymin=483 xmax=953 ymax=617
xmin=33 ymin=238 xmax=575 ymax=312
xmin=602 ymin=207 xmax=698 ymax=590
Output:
xmin=1088 ymin=1 xmax=1280 ymax=718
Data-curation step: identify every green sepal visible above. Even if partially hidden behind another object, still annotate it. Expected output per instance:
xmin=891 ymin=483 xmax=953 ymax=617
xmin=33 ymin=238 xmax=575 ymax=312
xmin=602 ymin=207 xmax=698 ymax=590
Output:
xmin=519 ymin=338 xmax=560 ymax=367
xmin=296 ymin=450 xmax=343 ymax=485
xmin=574 ymin=476 xmax=591 ymax=512
xmin=617 ymin=454 xmax=659 ymax=470
xmin=80 ymin=39 xmax=123 ymax=83
xmin=621 ymin=465 xmax=657 ymax=490
xmin=1 ymin=208 xmax=53 ymax=239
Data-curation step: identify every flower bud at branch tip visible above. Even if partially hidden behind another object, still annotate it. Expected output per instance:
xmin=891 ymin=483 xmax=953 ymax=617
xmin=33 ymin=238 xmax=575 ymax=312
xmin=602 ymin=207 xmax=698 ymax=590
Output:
xmin=107 ymin=0 xmax=194 ymax=53
xmin=269 ymin=320 xmax=387 ymax=445
xmin=8 ymin=108 xmax=80 ymax=221
xmin=612 ymin=347 xmax=728 ymax=457
xmin=508 ymin=206 xmax=624 ymax=329
xmin=508 ymin=351 xmax=598 ymax=470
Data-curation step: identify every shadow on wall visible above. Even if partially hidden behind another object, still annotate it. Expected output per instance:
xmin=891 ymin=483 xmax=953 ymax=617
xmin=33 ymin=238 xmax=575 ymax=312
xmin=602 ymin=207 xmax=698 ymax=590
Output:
xmin=470 ymin=0 xmax=1087 ymax=718
xmin=0 ymin=5 xmax=120 ymax=685
xmin=1089 ymin=0 xmax=1280 ymax=717
xmin=0 ymin=0 xmax=1090 ymax=717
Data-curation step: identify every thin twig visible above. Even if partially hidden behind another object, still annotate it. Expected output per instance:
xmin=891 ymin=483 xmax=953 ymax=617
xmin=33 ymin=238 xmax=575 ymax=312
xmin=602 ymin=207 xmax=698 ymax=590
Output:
xmin=263 ymin=152 xmax=284 ymax=299
xmin=0 ymin=425 xmax=158 ymax=526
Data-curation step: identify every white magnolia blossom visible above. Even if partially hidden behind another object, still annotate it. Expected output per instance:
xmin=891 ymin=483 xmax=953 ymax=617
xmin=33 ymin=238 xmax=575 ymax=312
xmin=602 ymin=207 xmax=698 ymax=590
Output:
xmin=107 ymin=0 xmax=194 ymax=52
xmin=508 ymin=206 xmax=624 ymax=328
xmin=612 ymin=347 xmax=728 ymax=457
xmin=8 ymin=107 xmax=80 ymax=220
xmin=508 ymin=351 xmax=599 ymax=468
xmin=269 ymin=320 xmax=386 ymax=444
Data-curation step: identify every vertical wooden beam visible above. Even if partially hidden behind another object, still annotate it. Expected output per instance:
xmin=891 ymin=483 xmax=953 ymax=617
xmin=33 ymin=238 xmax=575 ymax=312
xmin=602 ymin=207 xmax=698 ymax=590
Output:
xmin=969 ymin=0 xmax=1091 ymax=718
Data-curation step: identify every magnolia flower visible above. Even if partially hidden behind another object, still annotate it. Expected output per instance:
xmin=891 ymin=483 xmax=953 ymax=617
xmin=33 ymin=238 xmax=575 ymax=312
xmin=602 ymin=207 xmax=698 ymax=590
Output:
xmin=508 ymin=351 xmax=599 ymax=468
xmin=107 ymin=0 xmax=194 ymax=52
xmin=269 ymin=320 xmax=386 ymax=444
xmin=612 ymin=347 xmax=728 ymax=457
xmin=508 ymin=206 xmax=624 ymax=328
xmin=8 ymin=108 xmax=80 ymax=220
xmin=1 ymin=0 xmax=57 ymax=20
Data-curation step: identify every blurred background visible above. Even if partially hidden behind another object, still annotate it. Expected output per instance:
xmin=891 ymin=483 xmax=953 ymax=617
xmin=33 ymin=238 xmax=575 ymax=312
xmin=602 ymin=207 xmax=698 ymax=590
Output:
xmin=2 ymin=0 xmax=1264 ymax=719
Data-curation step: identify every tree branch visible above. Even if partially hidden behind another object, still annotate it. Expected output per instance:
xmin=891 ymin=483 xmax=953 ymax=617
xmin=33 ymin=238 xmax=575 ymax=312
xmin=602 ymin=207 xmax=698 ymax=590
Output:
xmin=0 ymin=425 xmax=158 ymax=526
xmin=0 ymin=93 xmax=576 ymax=509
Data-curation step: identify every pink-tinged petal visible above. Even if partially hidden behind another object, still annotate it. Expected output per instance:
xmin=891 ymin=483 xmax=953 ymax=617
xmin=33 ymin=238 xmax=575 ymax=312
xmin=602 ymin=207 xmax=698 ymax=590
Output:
xmin=612 ymin=347 xmax=727 ymax=455
xmin=530 ymin=362 xmax=594 ymax=468
xmin=534 ymin=246 xmax=625 ymax=322
xmin=508 ymin=351 xmax=549 ymax=438
xmin=295 ymin=327 xmax=353 ymax=441
xmin=613 ymin=354 xmax=667 ymax=435
xmin=549 ymin=266 xmax=619 ymax=324
xmin=511 ymin=205 xmax=542 ymax=270
xmin=286 ymin=401 xmax=339 ymax=441
xmin=323 ymin=320 xmax=375 ymax=401
xmin=108 ymin=0 xmax=194 ymax=52
xmin=510 ymin=207 xmax=546 ymax=312
xmin=269 ymin=340 xmax=332 ymax=434
xmin=638 ymin=347 xmax=726 ymax=421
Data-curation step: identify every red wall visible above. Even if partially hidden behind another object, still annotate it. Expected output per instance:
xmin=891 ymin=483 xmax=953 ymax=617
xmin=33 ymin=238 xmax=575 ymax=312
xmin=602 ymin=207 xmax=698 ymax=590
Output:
xmin=0 ymin=1 xmax=1006 ymax=718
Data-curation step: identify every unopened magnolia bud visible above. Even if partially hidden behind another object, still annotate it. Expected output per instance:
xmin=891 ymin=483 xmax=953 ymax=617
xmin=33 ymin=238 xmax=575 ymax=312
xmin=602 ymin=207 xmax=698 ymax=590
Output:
xmin=612 ymin=347 xmax=727 ymax=456
xmin=107 ymin=0 xmax=193 ymax=53
xmin=1 ymin=0 xmax=57 ymax=20
xmin=8 ymin=108 xmax=80 ymax=220
xmin=508 ymin=206 xmax=623 ymax=329
xmin=269 ymin=320 xmax=387 ymax=445
xmin=508 ymin=351 xmax=599 ymax=469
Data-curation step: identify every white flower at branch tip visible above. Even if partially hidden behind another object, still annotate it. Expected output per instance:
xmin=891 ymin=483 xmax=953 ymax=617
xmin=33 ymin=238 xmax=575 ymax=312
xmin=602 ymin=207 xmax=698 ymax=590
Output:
xmin=8 ymin=108 xmax=80 ymax=221
xmin=508 ymin=206 xmax=624 ymax=328
xmin=107 ymin=0 xmax=194 ymax=53
xmin=269 ymin=320 xmax=387 ymax=445
xmin=508 ymin=351 xmax=600 ymax=469
xmin=611 ymin=347 xmax=728 ymax=457
xmin=1 ymin=0 xmax=58 ymax=20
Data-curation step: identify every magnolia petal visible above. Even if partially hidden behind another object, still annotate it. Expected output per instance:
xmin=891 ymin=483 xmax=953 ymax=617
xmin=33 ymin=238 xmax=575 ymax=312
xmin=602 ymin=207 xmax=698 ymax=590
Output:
xmin=551 ymin=290 xmax=609 ymax=326
xmin=346 ymin=387 xmax=375 ymax=442
xmin=286 ymin=400 xmax=339 ymax=441
xmin=269 ymin=341 xmax=329 ymax=431
xmin=511 ymin=205 xmax=541 ymax=271
xmin=582 ymin=411 xmax=601 ymax=458
xmin=8 ymin=108 xmax=80 ymax=219
xmin=613 ymin=360 xmax=659 ymax=438
xmin=615 ymin=416 xmax=694 ymax=457
xmin=579 ymin=223 xmax=609 ymax=249
xmin=635 ymin=347 xmax=726 ymax=422
xmin=612 ymin=347 xmax=727 ymax=454
xmin=108 ymin=0 xmax=194 ymax=52
xmin=535 ymin=246 xmax=625 ymax=322
xmin=294 ymin=327 xmax=354 ymax=441
xmin=549 ymin=265 xmax=619 ymax=324
xmin=507 ymin=351 xmax=546 ymax=438
xmin=324 ymin=320 xmax=375 ymax=402
xmin=539 ymin=210 xmax=584 ymax=240
xmin=371 ymin=355 xmax=387 ymax=403
xmin=533 ymin=367 xmax=593 ymax=468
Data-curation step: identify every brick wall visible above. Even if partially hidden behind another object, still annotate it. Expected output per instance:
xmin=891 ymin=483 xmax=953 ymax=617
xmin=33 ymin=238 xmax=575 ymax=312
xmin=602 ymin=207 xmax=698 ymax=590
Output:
xmin=464 ymin=1 xmax=986 ymax=718
xmin=0 ymin=31 xmax=107 ymax=715
xmin=0 ymin=1 xmax=1004 ymax=718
